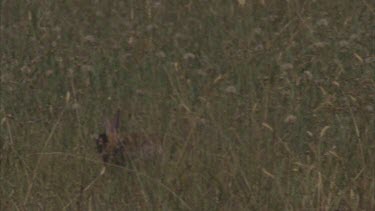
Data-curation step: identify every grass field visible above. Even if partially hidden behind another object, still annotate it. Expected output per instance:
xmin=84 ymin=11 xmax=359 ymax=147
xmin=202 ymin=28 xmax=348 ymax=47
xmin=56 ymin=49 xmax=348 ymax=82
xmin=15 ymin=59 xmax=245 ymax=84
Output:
xmin=1 ymin=0 xmax=374 ymax=210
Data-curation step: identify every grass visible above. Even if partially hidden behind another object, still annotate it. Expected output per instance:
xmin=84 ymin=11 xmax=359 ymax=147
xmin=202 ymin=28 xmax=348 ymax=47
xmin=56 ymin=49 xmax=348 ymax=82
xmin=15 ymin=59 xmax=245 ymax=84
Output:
xmin=1 ymin=0 xmax=374 ymax=210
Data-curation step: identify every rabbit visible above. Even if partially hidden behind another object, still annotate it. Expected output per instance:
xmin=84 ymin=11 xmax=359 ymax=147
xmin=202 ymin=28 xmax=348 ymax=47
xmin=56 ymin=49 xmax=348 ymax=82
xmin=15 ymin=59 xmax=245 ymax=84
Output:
xmin=95 ymin=110 xmax=162 ymax=165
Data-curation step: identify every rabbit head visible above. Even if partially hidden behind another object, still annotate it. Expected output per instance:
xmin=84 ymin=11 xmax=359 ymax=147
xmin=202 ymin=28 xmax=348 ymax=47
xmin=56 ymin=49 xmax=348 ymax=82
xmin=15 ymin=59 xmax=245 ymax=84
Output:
xmin=95 ymin=110 xmax=124 ymax=163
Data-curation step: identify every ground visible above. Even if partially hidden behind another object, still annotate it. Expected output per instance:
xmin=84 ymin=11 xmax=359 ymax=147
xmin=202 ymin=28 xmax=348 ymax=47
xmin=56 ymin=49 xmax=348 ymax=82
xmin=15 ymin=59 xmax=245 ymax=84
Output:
xmin=1 ymin=1 xmax=374 ymax=210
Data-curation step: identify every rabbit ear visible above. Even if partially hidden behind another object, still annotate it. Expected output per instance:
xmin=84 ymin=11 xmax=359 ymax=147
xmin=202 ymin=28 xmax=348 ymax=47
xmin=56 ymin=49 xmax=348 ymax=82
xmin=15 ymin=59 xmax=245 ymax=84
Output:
xmin=104 ymin=110 xmax=120 ymax=134
xmin=104 ymin=111 xmax=120 ymax=147
xmin=112 ymin=110 xmax=120 ymax=132
xmin=105 ymin=118 xmax=113 ymax=135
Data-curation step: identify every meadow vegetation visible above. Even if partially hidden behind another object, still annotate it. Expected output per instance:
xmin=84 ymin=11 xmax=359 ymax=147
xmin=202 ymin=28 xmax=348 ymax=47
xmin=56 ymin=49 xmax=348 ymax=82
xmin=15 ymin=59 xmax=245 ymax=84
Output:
xmin=1 ymin=0 xmax=374 ymax=210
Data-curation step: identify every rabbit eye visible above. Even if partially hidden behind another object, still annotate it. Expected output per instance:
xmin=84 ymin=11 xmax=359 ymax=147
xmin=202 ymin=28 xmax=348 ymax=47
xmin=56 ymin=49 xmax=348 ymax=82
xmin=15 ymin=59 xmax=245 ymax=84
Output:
xmin=96 ymin=134 xmax=108 ymax=153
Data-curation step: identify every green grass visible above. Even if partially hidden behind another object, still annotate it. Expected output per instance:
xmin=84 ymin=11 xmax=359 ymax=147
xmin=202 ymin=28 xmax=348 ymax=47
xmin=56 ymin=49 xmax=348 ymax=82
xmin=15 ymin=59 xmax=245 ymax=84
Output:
xmin=1 ymin=0 xmax=374 ymax=210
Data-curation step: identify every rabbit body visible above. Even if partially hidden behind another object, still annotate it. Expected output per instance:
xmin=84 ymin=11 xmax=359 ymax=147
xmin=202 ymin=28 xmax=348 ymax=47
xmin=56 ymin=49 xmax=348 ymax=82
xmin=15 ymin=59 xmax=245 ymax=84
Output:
xmin=95 ymin=111 xmax=162 ymax=165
